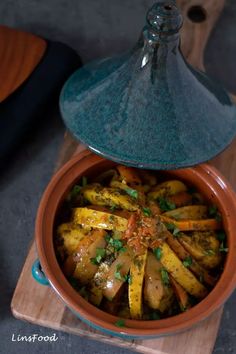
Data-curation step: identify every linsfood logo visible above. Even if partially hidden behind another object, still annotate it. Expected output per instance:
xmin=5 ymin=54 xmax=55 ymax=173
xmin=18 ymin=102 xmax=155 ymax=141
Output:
xmin=11 ymin=333 xmax=58 ymax=342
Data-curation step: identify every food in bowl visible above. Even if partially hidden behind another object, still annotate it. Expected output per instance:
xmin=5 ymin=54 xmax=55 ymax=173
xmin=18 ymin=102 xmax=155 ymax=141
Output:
xmin=54 ymin=164 xmax=227 ymax=321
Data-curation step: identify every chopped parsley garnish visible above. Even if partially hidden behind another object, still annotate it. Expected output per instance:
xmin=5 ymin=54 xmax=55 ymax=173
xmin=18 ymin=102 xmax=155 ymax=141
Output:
xmin=216 ymin=231 xmax=226 ymax=242
xmin=188 ymin=187 xmax=197 ymax=195
xmin=142 ymin=207 xmax=152 ymax=217
xmin=182 ymin=256 xmax=192 ymax=268
xmin=114 ymin=264 xmax=123 ymax=281
xmin=110 ymin=204 xmax=117 ymax=212
xmin=219 ymin=242 xmax=228 ymax=253
xmin=68 ymin=277 xmax=80 ymax=291
xmin=158 ymin=197 xmax=176 ymax=212
xmin=90 ymin=248 xmax=106 ymax=265
xmin=154 ymin=247 xmax=162 ymax=261
xmin=208 ymin=205 xmax=222 ymax=221
xmin=115 ymin=319 xmax=126 ymax=327
xmin=149 ymin=312 xmax=160 ymax=320
xmin=204 ymin=249 xmax=215 ymax=256
xmin=109 ymin=215 xmax=115 ymax=223
xmin=160 ymin=268 xmax=170 ymax=286
xmin=66 ymin=175 xmax=87 ymax=201
xmin=199 ymin=274 xmax=204 ymax=283
xmin=67 ymin=184 xmax=82 ymax=201
xmin=107 ymin=236 xmax=124 ymax=252
xmin=125 ymin=187 xmax=138 ymax=199
xmin=173 ymin=227 xmax=180 ymax=237
xmin=208 ymin=205 xmax=217 ymax=216
xmin=124 ymin=274 xmax=132 ymax=284
xmin=81 ymin=176 xmax=87 ymax=187
xmin=79 ymin=286 xmax=88 ymax=300
xmin=165 ymin=222 xmax=180 ymax=237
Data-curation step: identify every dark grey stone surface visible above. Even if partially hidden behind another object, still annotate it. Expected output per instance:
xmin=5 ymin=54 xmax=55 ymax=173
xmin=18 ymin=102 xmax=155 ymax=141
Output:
xmin=0 ymin=1 xmax=236 ymax=353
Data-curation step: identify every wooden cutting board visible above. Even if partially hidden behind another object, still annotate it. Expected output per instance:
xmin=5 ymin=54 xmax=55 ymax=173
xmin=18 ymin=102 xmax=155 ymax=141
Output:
xmin=11 ymin=132 xmax=236 ymax=354
xmin=11 ymin=1 xmax=236 ymax=353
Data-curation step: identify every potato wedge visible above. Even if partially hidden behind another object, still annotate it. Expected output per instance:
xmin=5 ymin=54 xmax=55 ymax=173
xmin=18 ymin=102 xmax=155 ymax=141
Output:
xmin=82 ymin=184 xmax=138 ymax=211
xmin=129 ymin=250 xmax=148 ymax=319
xmin=165 ymin=230 xmax=216 ymax=286
xmin=168 ymin=192 xmax=192 ymax=207
xmin=138 ymin=170 xmax=157 ymax=186
xmin=57 ymin=223 xmax=88 ymax=255
xmin=73 ymin=207 xmax=128 ymax=232
xmin=103 ymin=252 xmax=131 ymax=300
xmin=178 ymin=231 xmax=222 ymax=269
xmin=62 ymin=255 xmax=76 ymax=277
xmin=160 ymin=215 xmax=221 ymax=231
xmin=89 ymin=261 xmax=110 ymax=306
xmin=116 ymin=165 xmax=141 ymax=185
xmin=73 ymin=229 xmax=106 ymax=284
xmin=158 ymin=242 xmax=207 ymax=298
xmin=170 ymin=276 xmax=190 ymax=310
xmin=148 ymin=180 xmax=187 ymax=200
xmin=110 ymin=180 xmax=143 ymax=201
xmin=144 ymin=252 xmax=174 ymax=313
xmin=163 ymin=205 xmax=208 ymax=220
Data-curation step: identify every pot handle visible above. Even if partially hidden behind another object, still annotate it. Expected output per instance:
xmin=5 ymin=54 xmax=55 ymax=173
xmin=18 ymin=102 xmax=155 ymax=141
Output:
xmin=32 ymin=259 xmax=50 ymax=286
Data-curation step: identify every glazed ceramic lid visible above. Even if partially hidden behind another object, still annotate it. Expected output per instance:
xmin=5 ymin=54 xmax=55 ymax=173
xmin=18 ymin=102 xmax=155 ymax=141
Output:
xmin=60 ymin=1 xmax=236 ymax=169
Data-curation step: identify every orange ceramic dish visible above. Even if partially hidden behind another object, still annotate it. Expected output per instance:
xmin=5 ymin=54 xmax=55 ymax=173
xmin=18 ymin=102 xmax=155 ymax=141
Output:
xmin=34 ymin=150 xmax=236 ymax=338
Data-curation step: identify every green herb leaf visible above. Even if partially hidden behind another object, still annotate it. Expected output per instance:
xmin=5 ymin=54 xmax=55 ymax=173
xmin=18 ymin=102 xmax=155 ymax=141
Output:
xmin=173 ymin=227 xmax=180 ymax=237
xmin=153 ymin=247 xmax=162 ymax=261
xmin=199 ymin=274 xmax=204 ymax=283
xmin=67 ymin=185 xmax=82 ymax=201
xmin=110 ymin=204 xmax=116 ymax=212
xmin=115 ymin=319 xmax=126 ymax=327
xmin=125 ymin=187 xmax=138 ymax=199
xmin=188 ymin=187 xmax=197 ymax=195
xmin=204 ymin=249 xmax=215 ymax=256
xmin=160 ymin=268 xmax=170 ymax=286
xmin=109 ymin=237 xmax=124 ymax=252
xmin=115 ymin=264 xmax=123 ymax=281
xmin=79 ymin=286 xmax=88 ymax=299
xmin=81 ymin=176 xmax=87 ymax=187
xmin=124 ymin=274 xmax=132 ymax=284
xmin=90 ymin=258 xmax=98 ymax=265
xmin=149 ymin=312 xmax=160 ymax=320
xmin=182 ymin=256 xmax=192 ymax=268
xmin=142 ymin=207 xmax=152 ymax=217
xmin=68 ymin=277 xmax=80 ymax=291
xmin=90 ymin=248 xmax=106 ymax=265
xmin=216 ymin=231 xmax=226 ymax=242
xmin=165 ymin=223 xmax=175 ymax=231
xmin=208 ymin=205 xmax=222 ymax=221
xmin=164 ymin=222 xmax=180 ymax=237
xmin=158 ymin=197 xmax=176 ymax=212
xmin=109 ymin=215 xmax=115 ymax=223
xmin=208 ymin=205 xmax=218 ymax=217
xmin=105 ymin=234 xmax=111 ymax=243
xmin=219 ymin=242 xmax=228 ymax=253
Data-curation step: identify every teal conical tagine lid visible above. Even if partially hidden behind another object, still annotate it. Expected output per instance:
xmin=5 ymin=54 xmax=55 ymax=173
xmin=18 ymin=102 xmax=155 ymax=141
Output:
xmin=60 ymin=1 xmax=236 ymax=169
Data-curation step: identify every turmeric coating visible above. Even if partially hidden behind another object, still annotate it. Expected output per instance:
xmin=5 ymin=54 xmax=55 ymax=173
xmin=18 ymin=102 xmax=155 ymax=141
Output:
xmin=54 ymin=165 xmax=227 ymax=321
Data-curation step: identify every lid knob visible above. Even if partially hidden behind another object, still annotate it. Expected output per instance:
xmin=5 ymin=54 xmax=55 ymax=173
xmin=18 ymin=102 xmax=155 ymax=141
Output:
xmin=146 ymin=1 xmax=183 ymax=34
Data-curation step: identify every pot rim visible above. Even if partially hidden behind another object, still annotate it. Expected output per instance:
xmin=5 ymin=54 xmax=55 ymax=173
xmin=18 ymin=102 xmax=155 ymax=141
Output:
xmin=35 ymin=151 xmax=236 ymax=337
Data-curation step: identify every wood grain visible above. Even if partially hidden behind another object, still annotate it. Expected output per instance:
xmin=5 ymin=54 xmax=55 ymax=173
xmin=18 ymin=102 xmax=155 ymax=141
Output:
xmin=0 ymin=25 xmax=47 ymax=102
xmin=11 ymin=130 xmax=235 ymax=354
xmin=11 ymin=1 xmax=234 ymax=353
xmin=179 ymin=0 xmax=225 ymax=70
